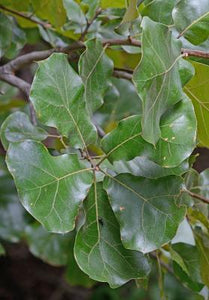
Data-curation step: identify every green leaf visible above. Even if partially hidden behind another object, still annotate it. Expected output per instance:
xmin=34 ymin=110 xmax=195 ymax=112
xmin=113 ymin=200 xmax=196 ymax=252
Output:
xmin=0 ymin=0 xmax=30 ymax=11
xmin=112 ymin=157 xmax=189 ymax=179
xmin=101 ymin=96 xmax=196 ymax=167
xmin=65 ymin=235 xmax=95 ymax=288
xmin=6 ymin=140 xmax=93 ymax=233
xmin=141 ymin=0 xmax=177 ymax=25
xmin=0 ymin=111 xmax=48 ymax=150
xmin=82 ymin=0 xmax=100 ymax=20
xmin=96 ymin=77 xmax=142 ymax=127
xmin=170 ymin=247 xmax=190 ymax=276
xmin=25 ymin=224 xmax=71 ymax=266
xmin=101 ymin=0 xmax=126 ymax=9
xmin=79 ymin=39 xmax=113 ymax=113
xmin=185 ymin=61 xmax=209 ymax=148
xmin=31 ymin=0 xmax=67 ymax=28
xmin=63 ymin=0 xmax=86 ymax=26
xmin=0 ymin=12 xmax=12 ymax=57
xmin=103 ymin=173 xmax=185 ymax=253
xmin=172 ymin=243 xmax=204 ymax=292
xmin=0 ymin=243 xmax=5 ymax=256
xmin=30 ymin=53 xmax=97 ymax=149
xmin=121 ymin=0 xmax=139 ymax=24
xmin=199 ymin=169 xmax=209 ymax=199
xmin=4 ymin=21 xmax=26 ymax=59
xmin=195 ymin=230 xmax=209 ymax=288
xmin=173 ymin=0 xmax=209 ymax=45
xmin=133 ymin=17 xmax=184 ymax=145
xmin=74 ymin=182 xmax=151 ymax=288
xmin=0 ymin=157 xmax=27 ymax=242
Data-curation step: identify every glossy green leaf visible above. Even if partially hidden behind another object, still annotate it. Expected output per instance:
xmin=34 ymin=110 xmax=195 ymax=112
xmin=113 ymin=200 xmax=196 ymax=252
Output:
xmin=0 ymin=157 xmax=27 ymax=242
xmin=79 ymin=39 xmax=113 ymax=113
xmin=0 ymin=12 xmax=12 ymax=57
xmin=133 ymin=17 xmax=184 ymax=145
xmin=112 ymin=157 xmax=189 ymax=179
xmin=141 ymin=0 xmax=177 ymax=25
xmin=172 ymin=243 xmax=204 ymax=292
xmin=173 ymin=0 xmax=209 ymax=45
xmin=6 ymin=140 xmax=93 ymax=233
xmin=74 ymin=182 xmax=151 ymax=287
xmin=30 ymin=53 xmax=97 ymax=149
xmin=101 ymin=96 xmax=196 ymax=167
xmin=185 ymin=61 xmax=209 ymax=148
xmin=0 ymin=111 xmax=48 ymax=150
xmin=103 ymin=173 xmax=185 ymax=253
xmin=25 ymin=224 xmax=71 ymax=266
xmin=63 ymin=0 xmax=86 ymax=26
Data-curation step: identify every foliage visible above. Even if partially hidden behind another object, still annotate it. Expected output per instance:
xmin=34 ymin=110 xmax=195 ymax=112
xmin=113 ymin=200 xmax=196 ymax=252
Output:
xmin=0 ymin=0 xmax=209 ymax=297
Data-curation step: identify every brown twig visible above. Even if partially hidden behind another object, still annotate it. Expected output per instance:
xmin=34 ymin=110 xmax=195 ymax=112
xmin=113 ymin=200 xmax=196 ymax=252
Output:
xmin=150 ymin=252 xmax=173 ymax=274
xmin=80 ymin=8 xmax=102 ymax=41
xmin=0 ymin=4 xmax=51 ymax=28
xmin=183 ymin=189 xmax=209 ymax=205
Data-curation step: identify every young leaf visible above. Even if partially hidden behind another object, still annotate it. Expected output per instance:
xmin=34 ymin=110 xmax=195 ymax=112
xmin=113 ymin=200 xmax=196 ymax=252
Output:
xmin=74 ymin=182 xmax=151 ymax=288
xmin=133 ymin=17 xmax=184 ymax=145
xmin=0 ymin=111 xmax=48 ymax=150
xmin=103 ymin=173 xmax=185 ymax=253
xmin=79 ymin=39 xmax=113 ymax=113
xmin=6 ymin=140 xmax=93 ymax=233
xmin=30 ymin=53 xmax=97 ymax=149
xmin=101 ymin=96 xmax=196 ymax=167
xmin=185 ymin=61 xmax=209 ymax=148
xmin=173 ymin=0 xmax=209 ymax=45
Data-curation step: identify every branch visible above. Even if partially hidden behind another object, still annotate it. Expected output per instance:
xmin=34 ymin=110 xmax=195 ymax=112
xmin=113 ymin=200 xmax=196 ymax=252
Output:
xmin=0 ymin=72 xmax=30 ymax=96
xmin=183 ymin=189 xmax=209 ymax=205
xmin=80 ymin=8 xmax=102 ymax=41
xmin=113 ymin=69 xmax=133 ymax=80
xmin=0 ymin=4 xmax=51 ymax=28
xmin=150 ymin=252 xmax=173 ymax=274
xmin=1 ymin=37 xmax=209 ymax=75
